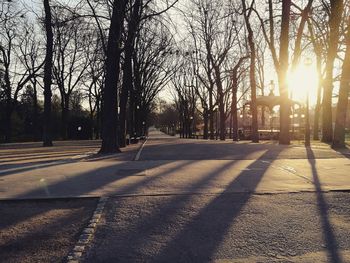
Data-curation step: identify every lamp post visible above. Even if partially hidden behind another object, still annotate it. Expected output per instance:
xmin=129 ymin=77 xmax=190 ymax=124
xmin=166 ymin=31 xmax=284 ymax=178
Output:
xmin=77 ymin=126 xmax=82 ymax=140
xmin=304 ymin=57 xmax=312 ymax=147
xmin=189 ymin=116 xmax=193 ymax=138
xmin=142 ymin=121 xmax=146 ymax=136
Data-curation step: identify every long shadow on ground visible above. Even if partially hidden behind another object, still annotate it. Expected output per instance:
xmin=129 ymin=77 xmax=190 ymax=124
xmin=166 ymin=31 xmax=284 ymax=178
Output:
xmin=152 ymin=147 xmax=284 ymax=261
xmin=0 ymin=159 xmax=194 ymax=231
xmin=86 ymin=147 xmax=284 ymax=262
xmin=0 ymin=198 xmax=97 ymax=263
xmin=307 ymin=148 xmax=343 ymax=263
xmin=140 ymin=138 xmax=346 ymax=160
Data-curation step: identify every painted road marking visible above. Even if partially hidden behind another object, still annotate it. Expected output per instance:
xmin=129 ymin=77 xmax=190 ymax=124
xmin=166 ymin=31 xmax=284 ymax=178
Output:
xmin=134 ymin=138 xmax=148 ymax=161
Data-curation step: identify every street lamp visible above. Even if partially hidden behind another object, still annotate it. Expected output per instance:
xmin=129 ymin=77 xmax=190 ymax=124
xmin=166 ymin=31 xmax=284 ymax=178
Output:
xmin=142 ymin=121 xmax=146 ymax=136
xmin=304 ymin=57 xmax=312 ymax=147
xmin=190 ymin=116 xmax=193 ymax=138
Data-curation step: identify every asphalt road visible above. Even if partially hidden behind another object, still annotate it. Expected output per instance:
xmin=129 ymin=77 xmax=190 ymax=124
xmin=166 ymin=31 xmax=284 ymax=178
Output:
xmin=83 ymin=131 xmax=350 ymax=262
xmin=1 ymin=131 xmax=350 ymax=262
xmin=85 ymin=192 xmax=350 ymax=263
xmin=0 ymin=198 xmax=97 ymax=263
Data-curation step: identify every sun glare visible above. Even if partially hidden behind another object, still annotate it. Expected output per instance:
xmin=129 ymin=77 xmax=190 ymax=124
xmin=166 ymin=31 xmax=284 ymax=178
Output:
xmin=287 ymin=63 xmax=319 ymax=106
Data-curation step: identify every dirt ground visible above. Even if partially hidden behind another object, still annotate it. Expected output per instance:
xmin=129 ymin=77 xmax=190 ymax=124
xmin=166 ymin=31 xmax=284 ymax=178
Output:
xmin=0 ymin=198 xmax=98 ymax=263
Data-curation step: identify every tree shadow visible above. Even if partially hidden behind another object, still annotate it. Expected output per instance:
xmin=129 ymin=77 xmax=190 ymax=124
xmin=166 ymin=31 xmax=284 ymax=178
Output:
xmin=0 ymin=156 xmax=88 ymax=178
xmin=0 ymin=152 xmax=89 ymax=165
xmin=0 ymin=198 xmax=97 ymax=262
xmin=86 ymin=147 xmax=284 ymax=262
xmin=330 ymin=146 xmax=350 ymax=159
xmin=306 ymin=147 xmax=342 ymax=263
xmin=140 ymin=138 xmax=290 ymax=160
xmin=0 ymin=143 xmax=140 ymax=177
xmin=0 ymin=160 xmax=194 ymax=231
xmin=0 ymin=140 xmax=101 ymax=150
xmin=152 ymin=148 xmax=284 ymax=261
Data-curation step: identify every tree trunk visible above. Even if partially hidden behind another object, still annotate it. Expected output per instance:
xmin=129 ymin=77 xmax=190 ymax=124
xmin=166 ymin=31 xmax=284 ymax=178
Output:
xmin=232 ymin=89 xmax=238 ymax=142
xmin=32 ymin=80 xmax=40 ymax=140
xmin=278 ymin=0 xmax=291 ymax=145
xmin=119 ymin=44 xmax=132 ymax=148
xmin=261 ymin=85 xmax=265 ymax=127
xmin=219 ymin=97 xmax=225 ymax=140
xmin=43 ymin=0 xmax=53 ymax=147
xmin=313 ymin=100 xmax=321 ymax=140
xmin=3 ymin=40 xmax=12 ymax=142
xmin=61 ymin=95 xmax=69 ymax=139
xmin=119 ymin=0 xmax=141 ymax=147
xmin=119 ymin=83 xmax=128 ymax=147
xmin=332 ymin=16 xmax=350 ymax=148
xmin=242 ymin=0 xmax=259 ymax=143
xmin=212 ymin=64 xmax=226 ymax=141
xmin=307 ymin=12 xmax=322 ymax=141
xmin=128 ymin=90 xmax=136 ymax=138
xmin=95 ymin=100 xmax=101 ymax=139
xmin=203 ymin=110 xmax=209 ymax=139
xmin=99 ymin=0 xmax=126 ymax=154
xmin=209 ymin=90 xmax=214 ymax=140
xmin=313 ymin=57 xmax=322 ymax=140
xmin=322 ymin=0 xmax=343 ymax=143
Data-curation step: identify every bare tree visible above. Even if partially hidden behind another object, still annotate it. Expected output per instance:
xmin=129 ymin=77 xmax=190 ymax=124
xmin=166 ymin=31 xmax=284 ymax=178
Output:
xmin=133 ymin=18 xmax=175 ymax=135
xmin=119 ymin=0 xmax=142 ymax=147
xmin=43 ymin=0 xmax=54 ymax=146
xmin=253 ymin=0 xmax=314 ymax=144
xmin=18 ymin=25 xmax=45 ymax=140
xmin=172 ymin=63 xmax=197 ymax=138
xmin=181 ymin=0 xmax=240 ymax=140
xmin=242 ymin=0 xmax=258 ymax=143
xmin=230 ymin=56 xmax=249 ymax=141
xmin=306 ymin=9 xmax=327 ymax=140
xmin=332 ymin=15 xmax=350 ymax=148
xmin=84 ymin=31 xmax=105 ymax=139
xmin=0 ymin=3 xmax=42 ymax=142
xmin=321 ymin=0 xmax=344 ymax=143
xmin=52 ymin=8 xmax=91 ymax=139
xmin=99 ymin=0 xmax=127 ymax=153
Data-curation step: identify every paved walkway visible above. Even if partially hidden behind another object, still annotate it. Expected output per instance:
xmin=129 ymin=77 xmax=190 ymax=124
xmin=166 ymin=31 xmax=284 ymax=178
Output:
xmin=85 ymin=192 xmax=350 ymax=263
xmin=0 ymin=132 xmax=350 ymax=199
xmin=2 ymin=132 xmax=350 ymax=262
xmin=0 ymin=131 xmax=349 ymax=199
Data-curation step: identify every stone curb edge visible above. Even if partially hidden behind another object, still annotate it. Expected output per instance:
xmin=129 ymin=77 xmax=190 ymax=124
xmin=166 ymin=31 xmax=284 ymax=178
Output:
xmin=66 ymin=196 xmax=108 ymax=263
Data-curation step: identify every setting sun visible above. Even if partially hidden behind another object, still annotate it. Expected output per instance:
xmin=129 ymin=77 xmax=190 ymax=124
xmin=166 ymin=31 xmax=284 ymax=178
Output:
xmin=287 ymin=62 xmax=319 ymax=106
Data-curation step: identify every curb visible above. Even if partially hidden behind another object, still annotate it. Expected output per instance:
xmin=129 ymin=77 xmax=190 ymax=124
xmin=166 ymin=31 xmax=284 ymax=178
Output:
xmin=66 ymin=196 xmax=108 ymax=263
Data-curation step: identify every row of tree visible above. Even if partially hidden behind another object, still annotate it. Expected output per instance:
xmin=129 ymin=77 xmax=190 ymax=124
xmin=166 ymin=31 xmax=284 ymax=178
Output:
xmin=1 ymin=0 xmax=176 ymax=152
xmin=2 ymin=0 xmax=350 ymax=151
xmin=169 ymin=0 xmax=350 ymax=148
